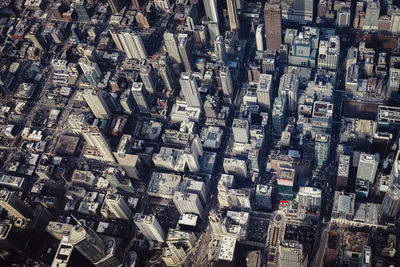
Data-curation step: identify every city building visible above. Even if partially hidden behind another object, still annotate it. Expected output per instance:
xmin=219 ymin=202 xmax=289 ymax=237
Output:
xmin=179 ymin=72 xmax=202 ymax=108
xmin=227 ymin=0 xmax=240 ymax=31
xmin=232 ymin=118 xmax=250 ymax=144
xmin=318 ymin=35 xmax=340 ymax=70
xmin=278 ymin=71 xmax=299 ymax=113
xmin=113 ymin=135 xmax=144 ymax=180
xmin=264 ymin=2 xmax=282 ymax=50
xmin=337 ymin=154 xmax=350 ymax=190
xmin=81 ymin=125 xmax=116 ymax=163
xmin=356 ymin=153 xmax=380 ymax=184
xmin=0 ymin=190 xmax=32 ymax=220
xmin=379 ymin=184 xmax=400 ymax=224
xmin=108 ymin=0 xmax=125 ymax=14
xmin=131 ymin=82 xmax=151 ymax=114
xmin=204 ymin=0 xmax=218 ymax=23
xmin=177 ymin=33 xmax=194 ymax=72
xmin=117 ymin=30 xmax=148 ymax=60
xmin=314 ymin=134 xmax=330 ymax=166
xmin=214 ymin=36 xmax=227 ymax=62
xmin=72 ymin=0 xmax=90 ymax=22
xmin=133 ymin=213 xmax=166 ymax=242
xmin=158 ymin=56 xmax=177 ymax=94
xmin=276 ymin=167 xmax=296 ymax=201
xmin=288 ymin=27 xmax=319 ymax=68
xmin=332 ymin=191 xmax=355 ymax=220
xmin=82 ymin=89 xmax=111 ymax=119
xmin=279 ymin=241 xmax=307 ymax=267
xmin=223 ymin=158 xmax=248 ymax=180
xmin=79 ymin=59 xmax=102 ymax=88
xmin=298 ymin=187 xmax=322 ymax=210
xmin=257 ymin=74 xmax=273 ymax=111
xmin=164 ymin=32 xmax=182 ymax=64
xmin=363 ymin=1 xmax=380 ymax=31
xmin=139 ymin=62 xmax=158 ymax=95
xmin=101 ymin=193 xmax=132 ymax=220
xmin=255 ymin=184 xmax=273 ymax=210
xmin=173 ymin=191 xmax=204 ymax=217
xmin=272 ymin=97 xmax=286 ymax=133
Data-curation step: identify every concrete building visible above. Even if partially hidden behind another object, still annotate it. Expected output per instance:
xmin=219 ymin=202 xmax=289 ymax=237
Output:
xmin=108 ymin=0 xmax=125 ymax=14
xmin=214 ymin=36 xmax=227 ymax=62
xmin=72 ymin=0 xmax=90 ymax=22
xmin=232 ymin=118 xmax=250 ymax=144
xmin=363 ymin=1 xmax=380 ymax=31
xmin=314 ymin=134 xmax=330 ymax=166
xmin=173 ymin=191 xmax=204 ymax=217
xmin=81 ymin=125 xmax=116 ymax=163
xmin=255 ymin=184 xmax=273 ymax=210
xmin=147 ymin=172 xmax=181 ymax=199
xmin=264 ymin=2 xmax=282 ymax=50
xmin=279 ymin=241 xmax=307 ymax=267
xmin=219 ymin=65 xmax=234 ymax=103
xmin=79 ymin=59 xmax=102 ymax=88
xmin=223 ymin=158 xmax=248 ymax=180
xmin=117 ymin=30 xmax=148 ymax=60
xmin=131 ymin=82 xmax=151 ymax=114
xmin=288 ymin=27 xmax=319 ymax=68
xmin=113 ymin=135 xmax=143 ymax=180
xmin=204 ymin=0 xmax=218 ymax=23
xmin=82 ymin=89 xmax=112 ymax=120
xmin=356 ymin=153 xmax=379 ymax=184
xmin=298 ymin=187 xmax=322 ymax=210
xmin=337 ymin=154 xmax=350 ymax=190
xmin=379 ymin=184 xmax=400 ymax=224
xmin=318 ymin=35 xmax=340 ymax=70
xmin=256 ymin=24 xmax=264 ymax=52
xmin=272 ymin=96 xmax=286 ymax=133
xmin=133 ymin=213 xmax=166 ymax=242
xmin=332 ymin=191 xmax=355 ymax=220
xmin=139 ymin=62 xmax=158 ymax=95
xmin=278 ymin=71 xmax=299 ymax=113
xmin=179 ymin=72 xmax=202 ymax=108
xmin=177 ymin=33 xmax=194 ymax=72
xmin=227 ymin=0 xmax=239 ymax=31
xmin=158 ymin=56 xmax=177 ymax=93
xmin=257 ymin=74 xmax=273 ymax=111
xmin=164 ymin=32 xmax=182 ymax=64
xmin=101 ymin=193 xmax=132 ymax=220
xmin=0 ymin=190 xmax=32 ymax=220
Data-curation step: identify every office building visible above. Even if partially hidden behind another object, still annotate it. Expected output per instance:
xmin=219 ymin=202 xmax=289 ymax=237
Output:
xmin=279 ymin=241 xmax=307 ymax=267
xmin=214 ymin=36 xmax=227 ymax=62
xmin=0 ymin=190 xmax=32 ymax=220
xmin=139 ymin=62 xmax=158 ymax=94
xmin=387 ymin=68 xmax=400 ymax=100
xmin=109 ymin=26 xmax=123 ymax=51
xmin=51 ymin=236 xmax=74 ymax=267
xmin=312 ymin=101 xmax=333 ymax=135
xmin=133 ymin=213 xmax=166 ymax=242
xmin=277 ymin=167 xmax=296 ymax=201
xmin=101 ymin=193 xmax=132 ymax=220
xmin=257 ymin=74 xmax=273 ymax=111
xmin=71 ymin=24 xmax=85 ymax=44
xmin=357 ymin=153 xmax=379 ymax=184
xmin=256 ymin=24 xmax=264 ymax=52
xmin=314 ymin=134 xmax=330 ymax=166
xmin=209 ymin=209 xmax=228 ymax=236
xmin=264 ymin=2 xmax=282 ymax=50
xmin=183 ymin=135 xmax=203 ymax=173
xmin=120 ymin=88 xmax=135 ymax=115
xmin=81 ymin=125 xmax=116 ymax=163
xmin=379 ymin=184 xmax=400 ymax=223
xmin=207 ymin=21 xmax=220 ymax=44
xmin=298 ymin=187 xmax=322 ymax=210
xmin=223 ymin=158 xmax=247 ymax=180
xmin=288 ymin=27 xmax=319 ymax=68
xmin=204 ymin=0 xmax=218 ymax=23
xmin=166 ymin=228 xmax=197 ymax=250
xmin=363 ymin=1 xmax=380 ymax=31
xmin=337 ymin=154 xmax=350 ymax=190
xmin=27 ymin=24 xmax=46 ymax=50
xmin=158 ymin=56 xmax=177 ymax=93
xmin=227 ymin=0 xmax=240 ymax=31
xmin=164 ymin=32 xmax=182 ymax=64
xmin=318 ymin=35 xmax=340 ymax=70
xmin=79 ymin=58 xmax=102 ymax=88
xmin=113 ymin=135 xmax=144 ymax=180
xmin=162 ymin=244 xmax=186 ymax=266
xmin=68 ymin=222 xmax=106 ymax=264
xmin=255 ymin=185 xmax=272 ymax=210
xmin=131 ymin=82 xmax=151 ymax=114
xmin=72 ymin=0 xmax=90 ymax=22
xmin=82 ymin=89 xmax=112 ymax=119
xmin=272 ymin=97 xmax=286 ymax=133
xmin=219 ymin=65 xmax=233 ymax=102
xmin=103 ymin=167 xmax=135 ymax=193
xmin=390 ymin=9 xmax=400 ymax=34
xmin=232 ymin=119 xmax=249 ymax=144
xmin=118 ymin=30 xmax=148 ymax=60
xmin=278 ymin=72 xmax=298 ymax=113
xmin=177 ymin=33 xmax=194 ymax=72
xmin=179 ymin=72 xmax=202 ymax=108
xmin=108 ymin=0 xmax=125 ymax=14
xmin=154 ymin=0 xmax=172 ymax=11
xmin=173 ymin=191 xmax=204 ymax=217
xmin=336 ymin=7 xmax=351 ymax=27
xmin=331 ymin=191 xmax=355 ymax=220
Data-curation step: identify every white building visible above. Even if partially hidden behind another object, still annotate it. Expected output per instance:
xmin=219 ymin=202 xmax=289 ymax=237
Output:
xmin=223 ymin=158 xmax=247 ymax=180
xmin=101 ymin=193 xmax=132 ymax=220
xmin=173 ymin=191 xmax=204 ymax=217
xmin=256 ymin=24 xmax=264 ymax=52
xmin=82 ymin=89 xmax=111 ymax=120
xmin=297 ymin=187 xmax=322 ymax=210
xmin=257 ymin=74 xmax=273 ymax=111
xmin=179 ymin=72 xmax=202 ymax=108
xmin=278 ymin=71 xmax=299 ymax=113
xmin=357 ymin=153 xmax=380 ymax=184
xmin=118 ymin=30 xmax=148 ymax=59
xmin=133 ymin=213 xmax=166 ymax=242
xmin=318 ymin=35 xmax=340 ymax=70
xmin=232 ymin=119 xmax=250 ymax=144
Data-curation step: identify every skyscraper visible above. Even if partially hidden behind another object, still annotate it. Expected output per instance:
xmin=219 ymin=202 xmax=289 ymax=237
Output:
xmin=72 ymin=0 xmax=90 ymax=22
xmin=177 ymin=33 xmax=194 ymax=72
xmin=163 ymin=32 xmax=182 ymax=64
xmin=298 ymin=187 xmax=322 ymax=210
xmin=68 ymin=222 xmax=106 ymax=264
xmin=82 ymin=89 xmax=112 ymax=119
xmin=79 ymin=58 xmax=102 ymax=88
xmin=102 ymin=193 xmax=133 ymax=220
xmin=219 ymin=65 xmax=233 ymax=102
xmin=227 ymin=0 xmax=240 ymax=31
xmin=214 ymin=35 xmax=227 ymax=62
xmin=113 ymin=134 xmax=144 ymax=180
xmin=158 ymin=56 xmax=177 ymax=93
xmin=108 ymin=0 xmax=126 ymax=14
xmin=256 ymin=24 xmax=264 ymax=52
xmin=0 ymin=190 xmax=32 ymax=220
xmin=278 ymin=69 xmax=299 ymax=113
xmin=131 ymin=82 xmax=151 ymax=114
xmin=27 ymin=24 xmax=46 ymax=50
xmin=256 ymin=74 xmax=273 ymax=111
xmin=109 ymin=26 xmax=123 ymax=51
xmin=272 ymin=96 xmax=286 ymax=133
xmin=139 ymin=62 xmax=158 ymax=94
xmin=118 ymin=30 xmax=148 ymax=59
xmin=264 ymin=2 xmax=282 ymax=50
xmin=315 ymin=134 xmax=330 ymax=166
xmin=81 ymin=125 xmax=116 ymax=163
xmin=173 ymin=191 xmax=204 ymax=217
xmin=356 ymin=153 xmax=380 ymax=184
xmin=133 ymin=213 xmax=166 ymax=242
xmin=204 ymin=0 xmax=218 ymax=22
xmin=179 ymin=72 xmax=202 ymax=108
xmin=379 ymin=184 xmax=400 ymax=223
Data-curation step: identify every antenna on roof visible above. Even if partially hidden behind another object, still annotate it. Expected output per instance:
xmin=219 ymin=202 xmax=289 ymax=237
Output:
xmin=71 ymin=214 xmax=83 ymax=226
